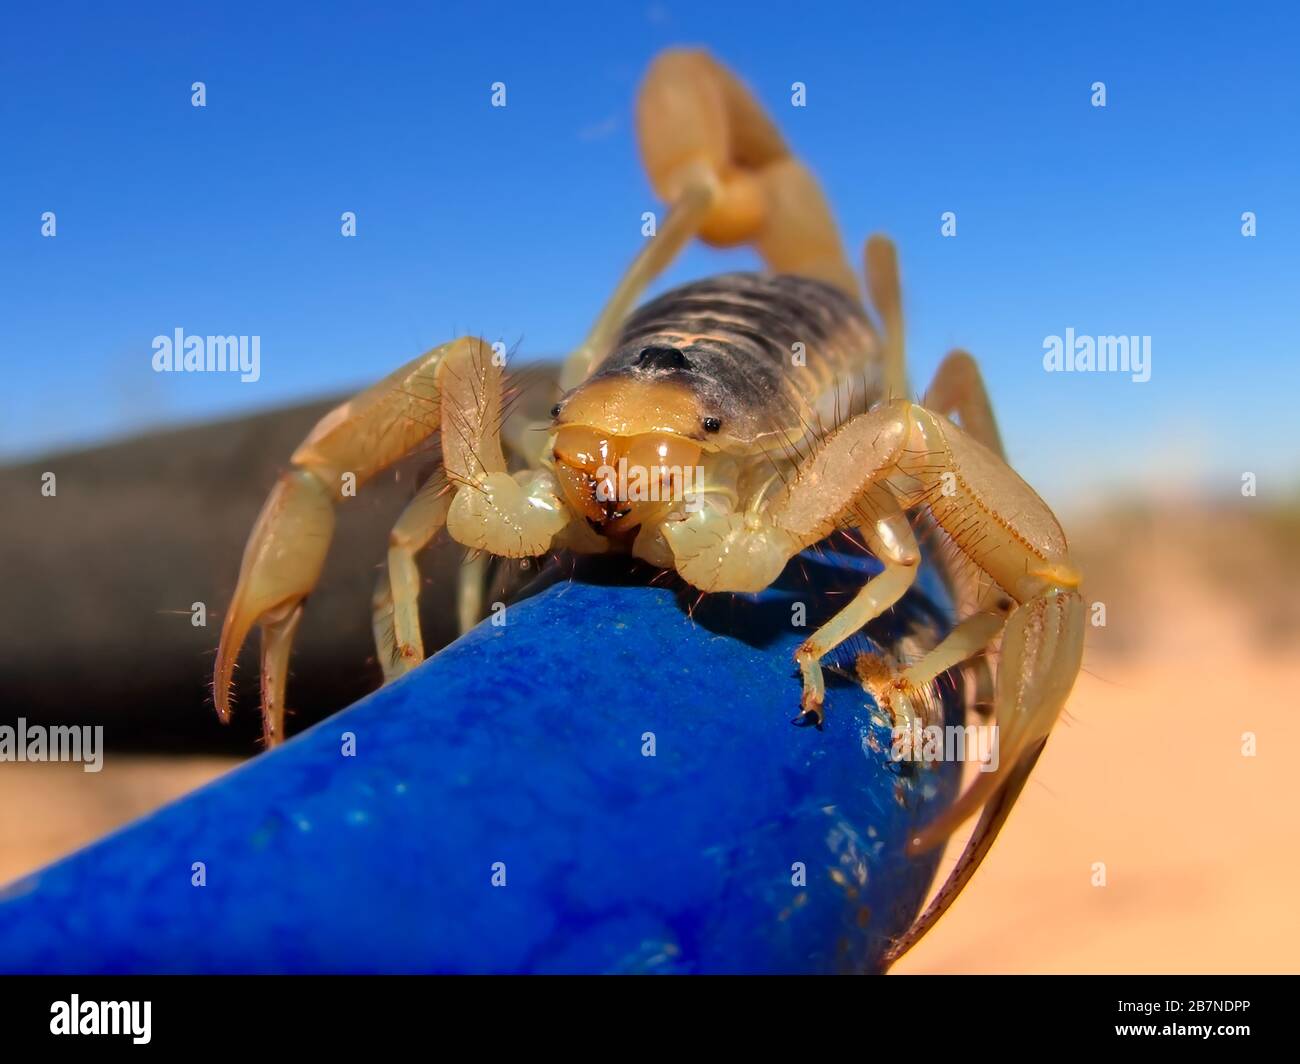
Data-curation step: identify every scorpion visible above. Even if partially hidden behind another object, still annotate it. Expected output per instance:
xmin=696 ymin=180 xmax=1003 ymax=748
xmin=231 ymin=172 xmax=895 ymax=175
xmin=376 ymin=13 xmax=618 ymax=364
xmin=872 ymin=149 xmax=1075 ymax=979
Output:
xmin=213 ymin=48 xmax=1085 ymax=966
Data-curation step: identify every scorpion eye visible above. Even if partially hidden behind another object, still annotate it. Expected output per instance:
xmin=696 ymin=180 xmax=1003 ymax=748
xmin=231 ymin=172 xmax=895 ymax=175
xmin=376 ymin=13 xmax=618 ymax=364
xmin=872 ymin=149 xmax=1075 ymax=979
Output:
xmin=702 ymin=417 xmax=722 ymax=433
xmin=637 ymin=345 xmax=689 ymax=370
xmin=550 ymin=403 xmax=562 ymax=419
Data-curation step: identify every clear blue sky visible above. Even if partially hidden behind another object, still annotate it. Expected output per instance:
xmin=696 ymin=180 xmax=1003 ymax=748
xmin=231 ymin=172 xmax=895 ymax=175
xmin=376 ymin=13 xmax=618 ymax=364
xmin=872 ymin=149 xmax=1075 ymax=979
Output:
xmin=4 ymin=1 xmax=1298 ymax=508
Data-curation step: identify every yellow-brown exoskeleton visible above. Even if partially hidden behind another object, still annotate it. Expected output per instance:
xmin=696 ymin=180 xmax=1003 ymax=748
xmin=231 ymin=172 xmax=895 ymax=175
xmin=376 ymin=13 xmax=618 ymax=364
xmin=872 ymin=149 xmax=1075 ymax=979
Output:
xmin=213 ymin=48 xmax=1084 ymax=967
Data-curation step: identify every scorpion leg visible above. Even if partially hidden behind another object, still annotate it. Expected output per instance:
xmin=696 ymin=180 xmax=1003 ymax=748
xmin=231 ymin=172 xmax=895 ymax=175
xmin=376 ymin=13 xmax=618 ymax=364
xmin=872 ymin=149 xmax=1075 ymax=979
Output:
xmin=456 ymin=550 xmax=491 ymax=635
xmin=374 ymin=355 xmax=572 ymax=676
xmin=859 ymin=245 xmax=1006 ymax=712
xmin=380 ymin=341 xmax=507 ymax=676
xmin=859 ymin=349 xmax=1009 ymax=717
xmin=864 ymin=234 xmax=909 ymax=401
xmin=860 ymin=242 xmax=1004 ymax=711
xmin=370 ymin=474 xmax=455 ymax=682
xmin=857 ymin=597 xmax=1011 ymax=738
xmin=372 ymin=342 xmax=570 ymax=680
xmin=905 ymin=577 xmax=1084 ymax=854
xmin=920 ymin=349 xmax=1010 ymax=710
xmin=371 ymin=477 xmax=488 ymax=684
xmin=878 ymin=601 xmax=1011 ymax=693
xmin=792 ymin=495 xmax=920 ymax=727
xmin=865 ymin=349 xmax=1010 ymax=713
xmin=758 ymin=404 xmax=915 ymax=725
xmin=924 ymin=348 xmax=1005 ymax=458
xmin=215 ymin=337 xmax=505 ymax=743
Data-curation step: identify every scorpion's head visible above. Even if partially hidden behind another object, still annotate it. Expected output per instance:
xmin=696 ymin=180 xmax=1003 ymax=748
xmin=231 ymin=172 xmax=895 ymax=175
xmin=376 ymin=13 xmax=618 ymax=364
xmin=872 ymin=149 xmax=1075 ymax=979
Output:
xmin=549 ymin=344 xmax=725 ymax=538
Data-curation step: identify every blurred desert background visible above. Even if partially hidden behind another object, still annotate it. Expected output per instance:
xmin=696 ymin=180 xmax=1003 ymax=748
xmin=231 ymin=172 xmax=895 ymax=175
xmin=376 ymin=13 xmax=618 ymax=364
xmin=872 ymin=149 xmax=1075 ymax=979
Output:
xmin=3 ymin=420 xmax=1297 ymax=972
xmin=897 ymin=497 xmax=1300 ymax=973
xmin=4 ymin=1 xmax=1298 ymax=974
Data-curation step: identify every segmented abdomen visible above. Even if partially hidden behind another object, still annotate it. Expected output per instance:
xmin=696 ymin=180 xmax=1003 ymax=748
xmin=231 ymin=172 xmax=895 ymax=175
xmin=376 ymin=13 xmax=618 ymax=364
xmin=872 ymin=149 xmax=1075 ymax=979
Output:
xmin=594 ymin=273 xmax=881 ymax=448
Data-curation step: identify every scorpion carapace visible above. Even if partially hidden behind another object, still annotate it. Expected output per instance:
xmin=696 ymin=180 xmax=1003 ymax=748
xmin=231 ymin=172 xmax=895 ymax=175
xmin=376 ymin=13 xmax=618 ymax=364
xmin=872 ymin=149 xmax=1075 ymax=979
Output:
xmin=212 ymin=47 xmax=1084 ymax=969
xmin=552 ymin=272 xmax=878 ymax=542
xmin=589 ymin=272 xmax=879 ymax=444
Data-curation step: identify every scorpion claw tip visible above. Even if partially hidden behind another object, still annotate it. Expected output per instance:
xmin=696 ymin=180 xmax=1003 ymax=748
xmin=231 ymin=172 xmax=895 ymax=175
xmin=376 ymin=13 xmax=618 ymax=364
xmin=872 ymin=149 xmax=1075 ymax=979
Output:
xmin=791 ymin=709 xmax=824 ymax=730
xmin=212 ymin=681 xmax=234 ymax=725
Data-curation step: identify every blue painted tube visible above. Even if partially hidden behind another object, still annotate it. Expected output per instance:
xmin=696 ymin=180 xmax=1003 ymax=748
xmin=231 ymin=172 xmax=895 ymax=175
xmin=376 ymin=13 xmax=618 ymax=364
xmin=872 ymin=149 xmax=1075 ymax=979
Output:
xmin=0 ymin=543 xmax=960 ymax=973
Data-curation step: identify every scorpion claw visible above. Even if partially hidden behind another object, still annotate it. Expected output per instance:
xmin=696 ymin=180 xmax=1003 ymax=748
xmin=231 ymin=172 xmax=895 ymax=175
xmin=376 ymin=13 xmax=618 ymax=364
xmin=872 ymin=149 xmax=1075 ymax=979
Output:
xmin=214 ymin=468 xmax=336 ymax=741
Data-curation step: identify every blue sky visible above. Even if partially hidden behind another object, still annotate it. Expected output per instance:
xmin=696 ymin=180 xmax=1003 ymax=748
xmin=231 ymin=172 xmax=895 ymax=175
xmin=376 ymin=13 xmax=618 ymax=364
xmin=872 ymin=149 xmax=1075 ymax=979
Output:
xmin=3 ymin=1 xmax=1298 ymax=509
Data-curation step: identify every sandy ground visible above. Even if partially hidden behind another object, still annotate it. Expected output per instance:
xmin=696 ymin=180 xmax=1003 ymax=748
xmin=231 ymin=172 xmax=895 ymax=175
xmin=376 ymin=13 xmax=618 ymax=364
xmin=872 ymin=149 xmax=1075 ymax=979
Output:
xmin=0 ymin=757 xmax=235 ymax=888
xmin=895 ymin=504 xmax=1300 ymax=973
xmin=2 ymin=504 xmax=1296 ymax=972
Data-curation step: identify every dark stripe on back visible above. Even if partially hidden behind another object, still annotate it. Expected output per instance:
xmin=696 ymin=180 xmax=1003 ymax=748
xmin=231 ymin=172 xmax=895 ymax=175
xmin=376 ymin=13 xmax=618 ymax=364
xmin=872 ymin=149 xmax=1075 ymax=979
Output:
xmin=589 ymin=274 xmax=876 ymax=444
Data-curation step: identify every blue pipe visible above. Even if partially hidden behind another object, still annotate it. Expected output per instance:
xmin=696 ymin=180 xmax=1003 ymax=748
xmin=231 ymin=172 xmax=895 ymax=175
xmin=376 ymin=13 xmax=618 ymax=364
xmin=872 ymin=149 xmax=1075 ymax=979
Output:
xmin=0 ymin=542 xmax=960 ymax=973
